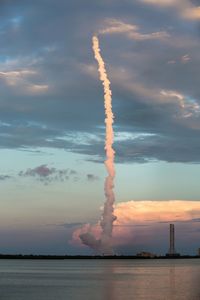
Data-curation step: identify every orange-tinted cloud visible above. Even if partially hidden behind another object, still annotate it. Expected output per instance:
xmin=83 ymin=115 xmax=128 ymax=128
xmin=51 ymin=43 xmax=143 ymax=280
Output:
xmin=72 ymin=200 xmax=200 ymax=247
xmin=140 ymin=0 xmax=200 ymax=20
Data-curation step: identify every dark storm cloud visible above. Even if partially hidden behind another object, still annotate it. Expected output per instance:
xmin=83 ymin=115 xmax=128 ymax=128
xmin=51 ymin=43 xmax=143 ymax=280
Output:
xmin=19 ymin=165 xmax=77 ymax=184
xmin=190 ymin=218 xmax=200 ymax=222
xmin=1 ymin=0 xmax=200 ymax=163
xmin=87 ymin=174 xmax=99 ymax=181
xmin=158 ymin=217 xmax=200 ymax=223
xmin=0 ymin=175 xmax=12 ymax=181
xmin=57 ymin=222 xmax=86 ymax=229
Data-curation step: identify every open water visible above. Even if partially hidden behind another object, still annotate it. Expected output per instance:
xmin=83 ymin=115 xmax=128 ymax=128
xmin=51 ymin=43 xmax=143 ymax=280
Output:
xmin=0 ymin=259 xmax=199 ymax=300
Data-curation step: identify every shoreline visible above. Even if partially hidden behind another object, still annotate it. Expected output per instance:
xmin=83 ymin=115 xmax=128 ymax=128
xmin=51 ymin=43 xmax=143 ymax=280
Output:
xmin=0 ymin=254 xmax=199 ymax=260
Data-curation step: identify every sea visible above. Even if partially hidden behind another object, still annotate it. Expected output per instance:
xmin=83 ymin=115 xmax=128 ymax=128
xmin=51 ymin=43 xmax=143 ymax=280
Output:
xmin=0 ymin=259 xmax=199 ymax=300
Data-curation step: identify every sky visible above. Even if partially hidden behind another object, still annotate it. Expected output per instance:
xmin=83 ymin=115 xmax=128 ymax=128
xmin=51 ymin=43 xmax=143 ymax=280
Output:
xmin=0 ymin=0 xmax=200 ymax=255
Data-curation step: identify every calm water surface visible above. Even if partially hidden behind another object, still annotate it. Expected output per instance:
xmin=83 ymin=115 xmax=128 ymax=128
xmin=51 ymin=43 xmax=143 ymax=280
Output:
xmin=0 ymin=259 xmax=199 ymax=300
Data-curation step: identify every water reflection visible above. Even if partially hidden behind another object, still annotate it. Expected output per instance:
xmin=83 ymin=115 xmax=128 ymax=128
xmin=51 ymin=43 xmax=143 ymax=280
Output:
xmin=169 ymin=264 xmax=178 ymax=300
xmin=0 ymin=259 xmax=199 ymax=300
xmin=100 ymin=259 xmax=200 ymax=300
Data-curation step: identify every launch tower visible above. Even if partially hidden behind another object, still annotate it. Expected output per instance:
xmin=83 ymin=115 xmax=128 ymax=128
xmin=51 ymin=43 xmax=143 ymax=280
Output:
xmin=166 ymin=224 xmax=180 ymax=257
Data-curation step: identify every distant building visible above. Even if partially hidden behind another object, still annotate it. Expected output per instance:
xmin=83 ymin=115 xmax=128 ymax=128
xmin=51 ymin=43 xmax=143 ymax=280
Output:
xmin=166 ymin=224 xmax=180 ymax=257
xmin=136 ymin=251 xmax=157 ymax=258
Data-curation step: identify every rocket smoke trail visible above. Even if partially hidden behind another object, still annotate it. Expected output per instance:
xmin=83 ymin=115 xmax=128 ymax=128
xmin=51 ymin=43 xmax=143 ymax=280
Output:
xmin=79 ymin=36 xmax=116 ymax=255
xmin=92 ymin=35 xmax=116 ymax=255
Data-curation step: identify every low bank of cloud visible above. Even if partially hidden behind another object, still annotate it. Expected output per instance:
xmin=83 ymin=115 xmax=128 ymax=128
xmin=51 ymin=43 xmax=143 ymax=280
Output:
xmin=72 ymin=200 xmax=200 ymax=249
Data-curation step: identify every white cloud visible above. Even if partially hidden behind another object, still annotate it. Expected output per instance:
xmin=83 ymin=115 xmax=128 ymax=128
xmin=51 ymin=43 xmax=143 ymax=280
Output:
xmin=98 ymin=19 xmax=169 ymax=41
xmin=27 ymin=84 xmax=49 ymax=93
xmin=139 ymin=0 xmax=200 ymax=20
xmin=0 ymin=69 xmax=49 ymax=94
xmin=161 ymin=90 xmax=200 ymax=119
xmin=181 ymin=54 xmax=191 ymax=64
xmin=99 ymin=19 xmax=138 ymax=35
xmin=167 ymin=60 xmax=176 ymax=64
xmin=115 ymin=132 xmax=156 ymax=142
xmin=167 ymin=54 xmax=191 ymax=65
xmin=139 ymin=0 xmax=182 ymax=7
xmin=160 ymin=90 xmax=185 ymax=108
xmin=0 ymin=70 xmax=36 ymax=86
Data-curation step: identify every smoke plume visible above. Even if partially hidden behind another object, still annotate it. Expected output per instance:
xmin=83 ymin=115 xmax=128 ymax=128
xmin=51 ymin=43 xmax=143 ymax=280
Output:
xmin=79 ymin=36 xmax=116 ymax=255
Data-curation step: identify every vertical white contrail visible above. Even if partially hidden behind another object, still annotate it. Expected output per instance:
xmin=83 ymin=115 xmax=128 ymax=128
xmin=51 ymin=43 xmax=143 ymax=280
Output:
xmin=92 ymin=35 xmax=116 ymax=255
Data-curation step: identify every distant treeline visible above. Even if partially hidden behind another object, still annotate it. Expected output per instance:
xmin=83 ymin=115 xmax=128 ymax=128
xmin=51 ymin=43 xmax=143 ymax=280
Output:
xmin=0 ymin=254 xmax=200 ymax=259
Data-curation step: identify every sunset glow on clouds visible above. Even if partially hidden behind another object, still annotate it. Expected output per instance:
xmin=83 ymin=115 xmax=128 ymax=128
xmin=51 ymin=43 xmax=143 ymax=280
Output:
xmin=140 ymin=0 xmax=200 ymax=20
xmin=72 ymin=200 xmax=200 ymax=249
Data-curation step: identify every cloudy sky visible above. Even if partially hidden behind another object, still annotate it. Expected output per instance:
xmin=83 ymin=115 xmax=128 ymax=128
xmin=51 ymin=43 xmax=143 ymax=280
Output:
xmin=0 ymin=0 xmax=200 ymax=255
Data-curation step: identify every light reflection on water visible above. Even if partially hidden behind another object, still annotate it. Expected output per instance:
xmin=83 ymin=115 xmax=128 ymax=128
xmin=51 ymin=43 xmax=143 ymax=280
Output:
xmin=0 ymin=259 xmax=199 ymax=300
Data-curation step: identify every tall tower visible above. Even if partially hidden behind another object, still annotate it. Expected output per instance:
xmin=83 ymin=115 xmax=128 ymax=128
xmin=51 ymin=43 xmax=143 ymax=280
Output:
xmin=166 ymin=223 xmax=180 ymax=257
xmin=169 ymin=224 xmax=175 ymax=255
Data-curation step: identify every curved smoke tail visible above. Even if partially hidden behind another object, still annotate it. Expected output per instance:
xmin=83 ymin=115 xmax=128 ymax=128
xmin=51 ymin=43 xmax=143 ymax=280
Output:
xmin=80 ymin=36 xmax=116 ymax=255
